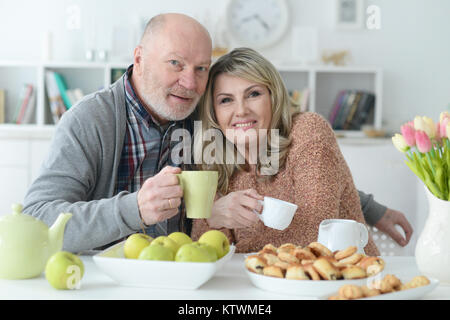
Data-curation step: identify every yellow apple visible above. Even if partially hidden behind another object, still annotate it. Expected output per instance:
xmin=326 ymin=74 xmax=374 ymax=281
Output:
xmin=198 ymin=230 xmax=230 ymax=259
xmin=175 ymin=243 xmax=215 ymax=262
xmin=150 ymin=236 xmax=179 ymax=254
xmin=45 ymin=251 xmax=85 ymax=290
xmin=168 ymin=232 xmax=192 ymax=248
xmin=138 ymin=243 xmax=174 ymax=261
xmin=123 ymin=233 xmax=153 ymax=259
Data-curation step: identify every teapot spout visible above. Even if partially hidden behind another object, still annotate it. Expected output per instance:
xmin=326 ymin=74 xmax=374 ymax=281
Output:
xmin=48 ymin=213 xmax=72 ymax=255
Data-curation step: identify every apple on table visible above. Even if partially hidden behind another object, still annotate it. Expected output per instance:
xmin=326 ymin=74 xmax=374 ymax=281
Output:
xmin=45 ymin=251 xmax=85 ymax=290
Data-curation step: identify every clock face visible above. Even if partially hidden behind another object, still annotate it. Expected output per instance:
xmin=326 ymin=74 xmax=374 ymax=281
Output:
xmin=226 ymin=0 xmax=290 ymax=49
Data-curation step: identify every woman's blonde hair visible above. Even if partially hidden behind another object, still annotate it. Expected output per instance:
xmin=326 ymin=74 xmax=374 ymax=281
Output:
xmin=194 ymin=47 xmax=297 ymax=195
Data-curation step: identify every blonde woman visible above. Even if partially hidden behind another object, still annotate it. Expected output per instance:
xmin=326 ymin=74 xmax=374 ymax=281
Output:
xmin=191 ymin=48 xmax=379 ymax=255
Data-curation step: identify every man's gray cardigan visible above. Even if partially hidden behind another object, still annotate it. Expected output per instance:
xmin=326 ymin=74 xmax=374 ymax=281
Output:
xmin=23 ymin=77 xmax=145 ymax=252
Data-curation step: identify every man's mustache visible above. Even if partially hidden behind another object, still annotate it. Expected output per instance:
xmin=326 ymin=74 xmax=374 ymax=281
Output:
xmin=168 ymin=85 xmax=198 ymax=99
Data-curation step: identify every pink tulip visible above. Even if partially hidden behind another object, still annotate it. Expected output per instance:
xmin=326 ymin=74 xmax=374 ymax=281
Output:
xmin=440 ymin=117 xmax=450 ymax=138
xmin=436 ymin=122 xmax=442 ymax=142
xmin=415 ymin=130 xmax=432 ymax=153
xmin=401 ymin=123 xmax=416 ymax=147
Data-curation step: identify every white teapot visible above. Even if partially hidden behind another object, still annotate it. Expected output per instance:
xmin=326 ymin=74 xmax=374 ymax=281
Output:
xmin=317 ymin=219 xmax=368 ymax=253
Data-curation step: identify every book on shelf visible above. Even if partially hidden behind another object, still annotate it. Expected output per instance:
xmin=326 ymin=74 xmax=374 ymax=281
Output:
xmin=20 ymin=88 xmax=37 ymax=124
xmin=15 ymin=84 xmax=34 ymax=124
xmin=0 ymin=89 xmax=4 ymax=124
xmin=330 ymin=90 xmax=375 ymax=130
xmin=45 ymin=71 xmax=67 ymax=124
xmin=52 ymin=72 xmax=72 ymax=109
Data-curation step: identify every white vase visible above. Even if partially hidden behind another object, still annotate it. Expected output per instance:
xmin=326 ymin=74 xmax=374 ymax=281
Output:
xmin=415 ymin=186 xmax=450 ymax=285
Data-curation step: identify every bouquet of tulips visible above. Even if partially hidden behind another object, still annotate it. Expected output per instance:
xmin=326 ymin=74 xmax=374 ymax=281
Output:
xmin=392 ymin=112 xmax=450 ymax=200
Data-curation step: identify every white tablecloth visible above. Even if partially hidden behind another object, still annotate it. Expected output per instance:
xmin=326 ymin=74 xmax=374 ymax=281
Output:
xmin=0 ymin=255 xmax=448 ymax=300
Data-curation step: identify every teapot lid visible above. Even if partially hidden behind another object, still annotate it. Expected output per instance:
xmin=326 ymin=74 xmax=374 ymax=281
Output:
xmin=0 ymin=204 xmax=48 ymax=234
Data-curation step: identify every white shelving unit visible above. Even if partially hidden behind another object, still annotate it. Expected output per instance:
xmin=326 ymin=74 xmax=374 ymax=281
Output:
xmin=0 ymin=60 xmax=129 ymax=127
xmin=0 ymin=61 xmax=382 ymax=135
xmin=277 ymin=64 xmax=383 ymax=137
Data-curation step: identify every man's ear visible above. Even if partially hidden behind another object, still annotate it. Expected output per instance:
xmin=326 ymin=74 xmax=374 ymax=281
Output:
xmin=133 ymin=45 xmax=143 ymax=75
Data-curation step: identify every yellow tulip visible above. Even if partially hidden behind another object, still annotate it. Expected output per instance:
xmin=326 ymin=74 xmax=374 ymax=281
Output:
xmin=446 ymin=122 xmax=450 ymax=139
xmin=392 ymin=133 xmax=409 ymax=153
xmin=440 ymin=111 xmax=450 ymax=123
xmin=414 ymin=116 xmax=435 ymax=139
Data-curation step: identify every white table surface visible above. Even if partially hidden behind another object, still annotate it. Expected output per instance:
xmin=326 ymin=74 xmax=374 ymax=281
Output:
xmin=0 ymin=254 xmax=448 ymax=300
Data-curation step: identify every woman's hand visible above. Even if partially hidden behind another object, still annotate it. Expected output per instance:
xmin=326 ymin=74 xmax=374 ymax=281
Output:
xmin=374 ymin=208 xmax=413 ymax=247
xmin=207 ymin=189 xmax=264 ymax=229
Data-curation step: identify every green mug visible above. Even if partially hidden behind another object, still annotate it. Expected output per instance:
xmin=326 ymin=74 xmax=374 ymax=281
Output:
xmin=177 ymin=171 xmax=218 ymax=219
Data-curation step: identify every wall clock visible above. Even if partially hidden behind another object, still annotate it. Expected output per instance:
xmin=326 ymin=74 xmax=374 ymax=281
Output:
xmin=226 ymin=0 xmax=290 ymax=49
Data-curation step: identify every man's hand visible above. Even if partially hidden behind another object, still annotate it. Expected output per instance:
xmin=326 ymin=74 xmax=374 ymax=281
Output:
xmin=137 ymin=166 xmax=183 ymax=226
xmin=207 ymin=189 xmax=263 ymax=229
xmin=374 ymin=208 xmax=413 ymax=247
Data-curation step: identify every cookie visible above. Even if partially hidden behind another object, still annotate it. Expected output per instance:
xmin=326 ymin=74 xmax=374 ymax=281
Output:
xmin=307 ymin=242 xmax=333 ymax=257
xmin=313 ymin=257 xmax=341 ymax=280
xmin=263 ymin=265 xmax=285 ymax=278
xmin=285 ymin=264 xmax=310 ymax=280
xmin=334 ymin=246 xmax=357 ymax=260
xmin=245 ymin=255 xmax=267 ymax=274
xmin=341 ymin=266 xmax=366 ymax=280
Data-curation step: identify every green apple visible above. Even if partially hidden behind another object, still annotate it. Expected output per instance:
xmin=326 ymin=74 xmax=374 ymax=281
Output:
xmin=45 ymin=251 xmax=85 ymax=290
xmin=175 ymin=243 xmax=215 ymax=262
xmin=193 ymin=242 xmax=218 ymax=262
xmin=198 ymin=230 xmax=230 ymax=259
xmin=168 ymin=231 xmax=193 ymax=248
xmin=123 ymin=233 xmax=153 ymax=259
xmin=150 ymin=236 xmax=179 ymax=254
xmin=138 ymin=243 xmax=174 ymax=261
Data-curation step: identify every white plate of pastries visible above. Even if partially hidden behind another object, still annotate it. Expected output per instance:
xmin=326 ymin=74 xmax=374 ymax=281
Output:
xmin=324 ymin=274 xmax=439 ymax=300
xmin=245 ymin=242 xmax=387 ymax=297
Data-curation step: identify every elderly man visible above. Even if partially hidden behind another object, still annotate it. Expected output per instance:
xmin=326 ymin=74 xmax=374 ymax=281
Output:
xmin=23 ymin=13 xmax=211 ymax=252
xmin=23 ymin=13 xmax=412 ymax=252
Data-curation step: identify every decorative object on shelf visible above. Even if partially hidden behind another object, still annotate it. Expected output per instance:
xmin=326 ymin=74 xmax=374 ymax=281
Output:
xmin=85 ymin=49 xmax=95 ymax=61
xmin=226 ymin=0 xmax=290 ymax=49
xmin=392 ymin=112 xmax=450 ymax=284
xmin=321 ymin=49 xmax=351 ymax=66
xmin=291 ymin=27 xmax=318 ymax=65
xmin=335 ymin=0 xmax=364 ymax=29
xmin=97 ymin=50 xmax=108 ymax=62
xmin=329 ymin=90 xmax=375 ymax=130
xmin=289 ymin=88 xmax=310 ymax=113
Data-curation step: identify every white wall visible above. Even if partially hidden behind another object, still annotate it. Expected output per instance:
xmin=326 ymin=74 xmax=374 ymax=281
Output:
xmin=1 ymin=0 xmax=449 ymax=132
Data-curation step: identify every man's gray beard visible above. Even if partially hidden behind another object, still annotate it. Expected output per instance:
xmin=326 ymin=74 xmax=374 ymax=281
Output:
xmin=142 ymin=92 xmax=199 ymax=122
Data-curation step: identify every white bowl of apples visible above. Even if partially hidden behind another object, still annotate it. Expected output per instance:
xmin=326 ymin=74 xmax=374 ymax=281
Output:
xmin=93 ymin=230 xmax=235 ymax=290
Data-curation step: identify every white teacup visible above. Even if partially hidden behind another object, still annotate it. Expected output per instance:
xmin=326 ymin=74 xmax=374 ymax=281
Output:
xmin=317 ymin=219 xmax=369 ymax=253
xmin=257 ymin=197 xmax=298 ymax=230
